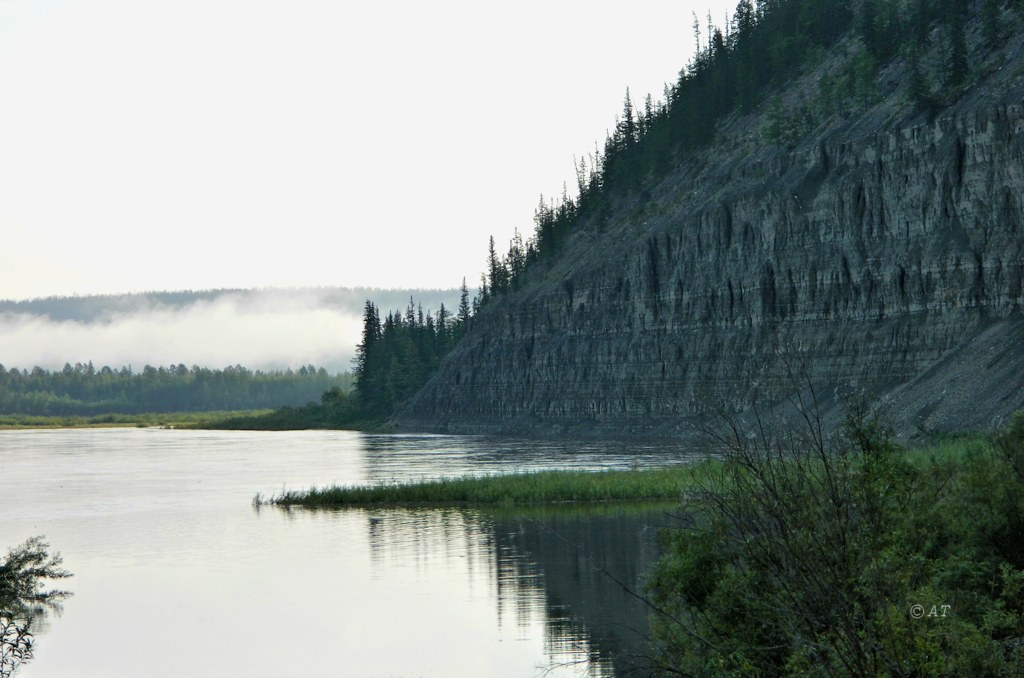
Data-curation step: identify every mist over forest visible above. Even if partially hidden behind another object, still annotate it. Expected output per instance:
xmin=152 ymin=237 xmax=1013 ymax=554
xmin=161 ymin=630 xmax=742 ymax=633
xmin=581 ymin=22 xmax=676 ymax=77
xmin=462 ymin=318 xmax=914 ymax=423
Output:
xmin=0 ymin=286 xmax=461 ymax=373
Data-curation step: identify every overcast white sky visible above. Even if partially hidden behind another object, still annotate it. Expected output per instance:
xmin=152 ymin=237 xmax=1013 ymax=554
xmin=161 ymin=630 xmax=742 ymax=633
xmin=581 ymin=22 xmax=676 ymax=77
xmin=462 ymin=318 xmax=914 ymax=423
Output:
xmin=0 ymin=0 xmax=735 ymax=301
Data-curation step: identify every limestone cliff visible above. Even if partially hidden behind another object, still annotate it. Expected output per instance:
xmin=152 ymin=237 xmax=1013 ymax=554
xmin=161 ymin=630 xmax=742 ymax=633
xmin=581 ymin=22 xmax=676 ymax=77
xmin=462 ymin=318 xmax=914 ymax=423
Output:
xmin=396 ymin=24 xmax=1024 ymax=440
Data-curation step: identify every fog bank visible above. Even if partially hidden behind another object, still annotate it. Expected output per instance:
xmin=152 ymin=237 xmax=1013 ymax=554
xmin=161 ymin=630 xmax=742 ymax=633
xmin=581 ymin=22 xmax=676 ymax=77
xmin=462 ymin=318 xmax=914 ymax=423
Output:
xmin=0 ymin=293 xmax=365 ymax=372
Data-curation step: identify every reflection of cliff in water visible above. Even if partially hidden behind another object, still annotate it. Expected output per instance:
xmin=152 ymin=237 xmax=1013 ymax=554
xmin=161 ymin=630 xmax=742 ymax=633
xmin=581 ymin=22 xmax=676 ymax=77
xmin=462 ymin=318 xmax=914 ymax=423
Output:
xmin=357 ymin=433 xmax=698 ymax=486
xmin=362 ymin=506 xmax=671 ymax=677
xmin=492 ymin=509 xmax=670 ymax=677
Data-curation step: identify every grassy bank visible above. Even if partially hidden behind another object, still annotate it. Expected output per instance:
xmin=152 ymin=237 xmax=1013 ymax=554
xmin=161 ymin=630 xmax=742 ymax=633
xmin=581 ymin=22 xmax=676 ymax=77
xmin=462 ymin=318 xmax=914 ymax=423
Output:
xmin=260 ymin=464 xmax=720 ymax=507
xmin=259 ymin=434 xmax=996 ymax=509
xmin=0 ymin=410 xmax=274 ymax=430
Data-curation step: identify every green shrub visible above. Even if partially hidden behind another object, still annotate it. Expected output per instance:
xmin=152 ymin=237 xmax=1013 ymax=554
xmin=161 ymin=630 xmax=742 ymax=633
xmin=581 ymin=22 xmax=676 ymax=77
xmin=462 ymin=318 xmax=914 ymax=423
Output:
xmin=646 ymin=411 xmax=1024 ymax=676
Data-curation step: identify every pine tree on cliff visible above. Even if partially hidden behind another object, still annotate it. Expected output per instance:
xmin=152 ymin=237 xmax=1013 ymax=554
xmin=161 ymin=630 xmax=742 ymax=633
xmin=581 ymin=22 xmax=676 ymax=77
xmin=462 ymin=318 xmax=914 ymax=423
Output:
xmin=486 ymin=235 xmax=508 ymax=295
xmin=436 ymin=303 xmax=449 ymax=348
xmin=457 ymin=278 xmax=471 ymax=329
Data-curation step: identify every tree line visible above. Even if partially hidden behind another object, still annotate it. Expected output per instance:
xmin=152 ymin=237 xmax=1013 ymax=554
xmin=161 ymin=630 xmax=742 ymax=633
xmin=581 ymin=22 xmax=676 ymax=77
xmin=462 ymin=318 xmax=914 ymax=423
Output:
xmin=355 ymin=287 xmax=472 ymax=417
xmin=0 ymin=362 xmax=352 ymax=415
xmin=215 ymin=289 xmax=475 ymax=429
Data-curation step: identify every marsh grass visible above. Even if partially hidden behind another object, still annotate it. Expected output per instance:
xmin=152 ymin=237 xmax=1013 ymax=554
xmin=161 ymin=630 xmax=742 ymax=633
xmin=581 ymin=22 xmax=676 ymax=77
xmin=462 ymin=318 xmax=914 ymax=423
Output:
xmin=264 ymin=463 xmax=719 ymax=508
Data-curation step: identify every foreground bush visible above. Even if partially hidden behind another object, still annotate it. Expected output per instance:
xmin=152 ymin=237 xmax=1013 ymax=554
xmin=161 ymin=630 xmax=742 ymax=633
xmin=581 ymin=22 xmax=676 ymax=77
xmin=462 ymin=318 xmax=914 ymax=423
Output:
xmin=0 ymin=537 xmax=71 ymax=678
xmin=646 ymin=410 xmax=1024 ymax=676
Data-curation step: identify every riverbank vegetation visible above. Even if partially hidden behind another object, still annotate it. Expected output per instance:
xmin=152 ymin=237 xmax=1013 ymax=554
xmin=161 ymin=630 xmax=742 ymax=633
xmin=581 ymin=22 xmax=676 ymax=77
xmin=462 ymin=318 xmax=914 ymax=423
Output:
xmin=0 ymin=410 xmax=274 ymax=430
xmin=256 ymin=465 xmax=716 ymax=508
xmin=0 ymin=362 xmax=350 ymax=416
xmin=645 ymin=410 xmax=1024 ymax=676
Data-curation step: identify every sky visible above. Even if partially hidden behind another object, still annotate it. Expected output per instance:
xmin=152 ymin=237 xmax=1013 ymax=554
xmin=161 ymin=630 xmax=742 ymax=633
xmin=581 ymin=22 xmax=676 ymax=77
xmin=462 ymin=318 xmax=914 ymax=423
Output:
xmin=0 ymin=0 xmax=736 ymax=301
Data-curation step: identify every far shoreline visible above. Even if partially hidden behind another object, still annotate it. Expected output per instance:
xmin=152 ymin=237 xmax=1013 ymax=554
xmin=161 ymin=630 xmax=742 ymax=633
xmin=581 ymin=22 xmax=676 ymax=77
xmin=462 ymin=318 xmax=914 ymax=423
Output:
xmin=0 ymin=410 xmax=276 ymax=431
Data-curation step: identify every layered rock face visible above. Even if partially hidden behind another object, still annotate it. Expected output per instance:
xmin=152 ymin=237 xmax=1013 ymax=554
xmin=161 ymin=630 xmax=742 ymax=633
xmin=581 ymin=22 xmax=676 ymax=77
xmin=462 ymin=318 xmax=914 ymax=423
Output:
xmin=398 ymin=77 xmax=1024 ymax=439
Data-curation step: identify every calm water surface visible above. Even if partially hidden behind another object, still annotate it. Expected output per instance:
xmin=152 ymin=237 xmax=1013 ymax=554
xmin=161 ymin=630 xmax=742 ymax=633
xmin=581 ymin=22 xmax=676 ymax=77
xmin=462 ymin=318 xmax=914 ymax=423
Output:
xmin=0 ymin=429 xmax=695 ymax=677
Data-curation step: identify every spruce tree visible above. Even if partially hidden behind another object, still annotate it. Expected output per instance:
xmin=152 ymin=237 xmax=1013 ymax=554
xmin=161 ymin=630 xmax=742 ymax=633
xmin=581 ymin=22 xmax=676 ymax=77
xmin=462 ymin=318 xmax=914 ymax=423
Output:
xmin=354 ymin=301 xmax=382 ymax=411
xmin=457 ymin=278 xmax=471 ymax=327
xmin=486 ymin=236 xmax=507 ymax=295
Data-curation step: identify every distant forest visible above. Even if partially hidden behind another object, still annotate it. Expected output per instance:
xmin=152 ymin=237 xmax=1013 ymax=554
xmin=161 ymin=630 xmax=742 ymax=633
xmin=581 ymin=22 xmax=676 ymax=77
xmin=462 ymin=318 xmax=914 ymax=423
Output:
xmin=0 ymin=362 xmax=352 ymax=415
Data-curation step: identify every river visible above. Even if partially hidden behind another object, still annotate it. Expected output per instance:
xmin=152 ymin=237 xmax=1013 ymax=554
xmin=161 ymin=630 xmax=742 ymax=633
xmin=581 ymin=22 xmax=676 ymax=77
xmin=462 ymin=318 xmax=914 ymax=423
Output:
xmin=0 ymin=428 xmax=696 ymax=677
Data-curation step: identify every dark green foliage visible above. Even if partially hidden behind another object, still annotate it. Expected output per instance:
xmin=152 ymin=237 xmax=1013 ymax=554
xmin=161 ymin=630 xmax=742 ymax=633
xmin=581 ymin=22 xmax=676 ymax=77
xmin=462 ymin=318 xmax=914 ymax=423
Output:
xmin=457 ymin=278 xmax=472 ymax=327
xmin=645 ymin=412 xmax=1024 ymax=676
xmin=0 ymin=362 xmax=350 ymax=416
xmin=354 ymin=297 xmax=469 ymax=417
xmin=264 ymin=467 xmax=706 ymax=507
xmin=208 ymin=390 xmax=365 ymax=431
xmin=1 ymin=538 xmax=71 ymax=678
xmin=762 ymin=95 xmax=814 ymax=147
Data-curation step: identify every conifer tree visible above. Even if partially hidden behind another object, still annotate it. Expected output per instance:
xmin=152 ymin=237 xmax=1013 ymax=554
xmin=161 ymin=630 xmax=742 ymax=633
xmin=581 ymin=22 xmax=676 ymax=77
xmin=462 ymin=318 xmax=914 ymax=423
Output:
xmin=506 ymin=229 xmax=527 ymax=288
xmin=457 ymin=278 xmax=471 ymax=327
xmin=436 ymin=303 xmax=449 ymax=344
xmin=486 ymin=235 xmax=508 ymax=295
xmin=354 ymin=300 xmax=382 ymax=409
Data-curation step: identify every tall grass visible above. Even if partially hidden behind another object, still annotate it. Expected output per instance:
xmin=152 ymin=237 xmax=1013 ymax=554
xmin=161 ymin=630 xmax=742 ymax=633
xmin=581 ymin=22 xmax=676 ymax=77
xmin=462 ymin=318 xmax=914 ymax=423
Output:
xmin=259 ymin=434 xmax=998 ymax=510
xmin=265 ymin=464 xmax=718 ymax=508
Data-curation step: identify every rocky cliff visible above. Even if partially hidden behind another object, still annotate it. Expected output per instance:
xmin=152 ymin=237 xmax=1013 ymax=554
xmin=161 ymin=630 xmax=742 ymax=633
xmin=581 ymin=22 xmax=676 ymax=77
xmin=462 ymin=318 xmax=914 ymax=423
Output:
xmin=396 ymin=24 xmax=1024 ymax=441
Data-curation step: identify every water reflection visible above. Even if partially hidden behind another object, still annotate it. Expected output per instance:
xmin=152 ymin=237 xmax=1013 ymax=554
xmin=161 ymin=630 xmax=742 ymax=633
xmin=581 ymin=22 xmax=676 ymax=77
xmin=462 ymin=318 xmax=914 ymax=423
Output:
xmin=357 ymin=505 xmax=672 ymax=677
xmin=1 ymin=429 xmax=693 ymax=677
xmin=358 ymin=433 xmax=699 ymax=485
